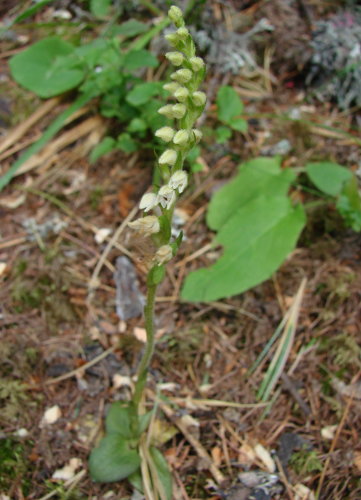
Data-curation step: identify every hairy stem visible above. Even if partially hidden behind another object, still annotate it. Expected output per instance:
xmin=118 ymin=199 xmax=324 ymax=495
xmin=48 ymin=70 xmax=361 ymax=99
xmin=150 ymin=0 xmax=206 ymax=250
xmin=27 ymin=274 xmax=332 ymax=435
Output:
xmin=132 ymin=282 xmax=158 ymax=410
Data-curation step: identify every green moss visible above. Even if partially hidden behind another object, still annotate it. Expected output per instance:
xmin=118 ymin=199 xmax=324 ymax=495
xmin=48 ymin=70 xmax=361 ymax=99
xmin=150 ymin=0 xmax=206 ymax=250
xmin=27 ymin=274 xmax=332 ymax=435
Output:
xmin=290 ymin=447 xmax=323 ymax=475
xmin=0 ymin=438 xmax=32 ymax=494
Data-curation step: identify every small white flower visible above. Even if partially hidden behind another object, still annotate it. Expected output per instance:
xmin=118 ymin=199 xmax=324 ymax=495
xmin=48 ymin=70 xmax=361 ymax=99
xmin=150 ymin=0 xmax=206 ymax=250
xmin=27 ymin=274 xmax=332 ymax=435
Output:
xmin=154 ymin=244 xmax=173 ymax=265
xmin=169 ymin=170 xmax=188 ymax=193
xmin=158 ymin=104 xmax=175 ymax=118
xmin=173 ymin=129 xmax=189 ymax=146
xmin=192 ymin=91 xmax=206 ymax=107
xmin=163 ymin=82 xmax=180 ymax=93
xmin=159 ymin=149 xmax=177 ymax=166
xmin=128 ymin=216 xmax=160 ymax=235
xmin=189 ymin=56 xmax=205 ymax=72
xmin=176 ymin=27 xmax=189 ymax=39
xmin=192 ymin=128 xmax=202 ymax=143
xmin=174 ymin=86 xmax=189 ymax=102
xmin=157 ymin=185 xmax=177 ymax=209
xmin=171 ymin=68 xmax=192 ymax=84
xmin=139 ymin=192 xmax=158 ymax=212
xmin=165 ymin=51 xmax=184 ymax=66
xmin=155 ymin=126 xmax=175 ymax=142
xmin=168 ymin=6 xmax=183 ymax=24
xmin=172 ymin=103 xmax=187 ymax=119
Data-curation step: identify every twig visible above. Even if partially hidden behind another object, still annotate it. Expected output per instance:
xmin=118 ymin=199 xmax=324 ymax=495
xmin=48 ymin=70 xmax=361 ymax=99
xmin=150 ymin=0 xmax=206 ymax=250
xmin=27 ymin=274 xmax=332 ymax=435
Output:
xmin=153 ymin=395 xmax=226 ymax=485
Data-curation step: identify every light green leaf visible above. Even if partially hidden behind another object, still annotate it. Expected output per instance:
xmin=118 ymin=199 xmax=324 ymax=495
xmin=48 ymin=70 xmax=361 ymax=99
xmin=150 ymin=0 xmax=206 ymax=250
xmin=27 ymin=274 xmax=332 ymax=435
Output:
xmin=9 ymin=37 xmax=84 ymax=98
xmin=126 ymin=82 xmax=161 ymax=106
xmin=149 ymin=447 xmax=172 ymax=500
xmin=147 ymin=265 xmax=166 ymax=286
xmin=90 ymin=0 xmax=111 ymax=18
xmin=105 ymin=402 xmax=137 ymax=438
xmin=182 ymin=196 xmax=306 ymax=302
xmin=123 ymin=49 xmax=158 ymax=71
xmin=216 ymin=85 xmax=244 ymax=123
xmin=127 ymin=117 xmax=148 ymax=133
xmin=306 ymin=161 xmax=352 ymax=196
xmin=114 ymin=19 xmax=149 ymax=37
xmin=207 ymin=157 xmax=295 ymax=230
xmin=90 ymin=137 xmax=116 ymax=163
xmin=89 ymin=435 xmax=140 ymax=482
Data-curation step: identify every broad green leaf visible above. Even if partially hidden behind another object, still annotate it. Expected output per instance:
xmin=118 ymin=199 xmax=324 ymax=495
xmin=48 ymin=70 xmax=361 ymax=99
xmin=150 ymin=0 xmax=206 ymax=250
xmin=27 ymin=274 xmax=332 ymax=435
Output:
xmin=207 ymin=157 xmax=295 ymax=230
xmin=9 ymin=37 xmax=84 ymax=98
xmin=216 ymin=125 xmax=232 ymax=143
xmin=182 ymin=196 xmax=306 ymax=302
xmin=90 ymin=137 xmax=116 ymax=163
xmin=117 ymin=133 xmax=138 ymax=153
xmin=105 ymin=402 xmax=137 ymax=438
xmin=336 ymin=176 xmax=361 ymax=231
xmin=228 ymin=117 xmax=248 ymax=132
xmin=216 ymin=85 xmax=244 ymax=124
xmin=306 ymin=161 xmax=352 ymax=196
xmin=114 ymin=19 xmax=149 ymax=37
xmin=90 ymin=0 xmax=111 ymax=18
xmin=149 ymin=447 xmax=172 ymax=500
xmin=126 ymin=82 xmax=161 ymax=106
xmin=123 ymin=49 xmax=158 ymax=71
xmin=89 ymin=435 xmax=140 ymax=482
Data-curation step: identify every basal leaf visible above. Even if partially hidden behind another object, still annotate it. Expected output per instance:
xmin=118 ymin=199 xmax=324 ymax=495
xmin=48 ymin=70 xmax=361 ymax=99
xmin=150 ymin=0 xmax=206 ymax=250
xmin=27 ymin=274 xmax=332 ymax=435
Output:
xmin=228 ymin=117 xmax=248 ymax=132
xmin=182 ymin=196 xmax=306 ymax=302
xmin=90 ymin=0 xmax=111 ymax=18
xmin=123 ymin=49 xmax=158 ymax=71
xmin=216 ymin=85 xmax=244 ymax=124
xmin=306 ymin=161 xmax=352 ymax=197
xmin=9 ymin=37 xmax=84 ymax=98
xmin=126 ymin=82 xmax=161 ymax=106
xmin=105 ymin=402 xmax=136 ymax=438
xmin=336 ymin=176 xmax=361 ymax=231
xmin=89 ymin=435 xmax=140 ymax=482
xmin=207 ymin=157 xmax=295 ymax=230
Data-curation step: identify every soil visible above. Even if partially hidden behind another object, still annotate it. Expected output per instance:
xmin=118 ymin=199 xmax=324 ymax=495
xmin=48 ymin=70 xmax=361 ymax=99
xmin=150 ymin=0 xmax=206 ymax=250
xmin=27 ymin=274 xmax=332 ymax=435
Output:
xmin=1 ymin=1 xmax=361 ymax=499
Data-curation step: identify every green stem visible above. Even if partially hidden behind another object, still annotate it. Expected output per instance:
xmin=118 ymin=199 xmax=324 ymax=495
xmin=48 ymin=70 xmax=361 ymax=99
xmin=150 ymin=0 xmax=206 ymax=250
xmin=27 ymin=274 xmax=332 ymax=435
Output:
xmin=132 ymin=282 xmax=158 ymax=411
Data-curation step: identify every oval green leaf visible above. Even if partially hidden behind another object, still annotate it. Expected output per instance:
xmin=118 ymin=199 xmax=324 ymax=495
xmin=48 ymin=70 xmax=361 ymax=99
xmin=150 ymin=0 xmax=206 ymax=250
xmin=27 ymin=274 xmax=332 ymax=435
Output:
xmin=306 ymin=161 xmax=352 ymax=197
xmin=9 ymin=37 xmax=84 ymax=98
xmin=89 ymin=435 xmax=140 ymax=482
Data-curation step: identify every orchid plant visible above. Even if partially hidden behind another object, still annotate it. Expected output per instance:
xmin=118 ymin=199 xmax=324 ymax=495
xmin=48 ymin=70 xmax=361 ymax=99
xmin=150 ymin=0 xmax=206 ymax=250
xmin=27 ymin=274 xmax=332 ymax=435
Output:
xmin=89 ymin=6 xmax=206 ymax=496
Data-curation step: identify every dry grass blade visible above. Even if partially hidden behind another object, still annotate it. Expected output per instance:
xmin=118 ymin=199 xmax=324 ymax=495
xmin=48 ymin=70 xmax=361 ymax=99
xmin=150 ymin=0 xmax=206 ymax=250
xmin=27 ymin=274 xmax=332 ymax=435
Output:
xmin=257 ymin=278 xmax=307 ymax=401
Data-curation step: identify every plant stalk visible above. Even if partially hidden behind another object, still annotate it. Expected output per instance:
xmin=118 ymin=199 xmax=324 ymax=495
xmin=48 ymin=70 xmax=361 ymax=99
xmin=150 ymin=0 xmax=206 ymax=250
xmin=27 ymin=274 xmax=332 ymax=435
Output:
xmin=132 ymin=282 xmax=158 ymax=411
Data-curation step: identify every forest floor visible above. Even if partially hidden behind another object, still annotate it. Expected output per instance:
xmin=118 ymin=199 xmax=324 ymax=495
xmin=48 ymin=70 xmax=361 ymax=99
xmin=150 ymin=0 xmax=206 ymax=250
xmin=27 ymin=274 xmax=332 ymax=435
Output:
xmin=0 ymin=1 xmax=361 ymax=499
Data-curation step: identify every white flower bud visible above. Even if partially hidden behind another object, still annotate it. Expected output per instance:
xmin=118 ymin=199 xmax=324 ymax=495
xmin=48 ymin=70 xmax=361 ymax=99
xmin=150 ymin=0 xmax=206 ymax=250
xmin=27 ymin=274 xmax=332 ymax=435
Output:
xmin=155 ymin=126 xmax=175 ymax=142
xmin=154 ymin=244 xmax=173 ymax=265
xmin=139 ymin=192 xmax=158 ymax=212
xmin=192 ymin=91 xmax=207 ymax=107
xmin=174 ymin=86 xmax=189 ymax=102
xmin=189 ymin=56 xmax=205 ymax=72
xmin=171 ymin=104 xmax=187 ymax=119
xmin=176 ymin=27 xmax=189 ymax=39
xmin=171 ymin=68 xmax=192 ymax=84
xmin=173 ymin=129 xmax=189 ymax=146
xmin=165 ymin=33 xmax=178 ymax=47
xmin=192 ymin=128 xmax=202 ymax=143
xmin=165 ymin=51 xmax=184 ymax=66
xmin=128 ymin=216 xmax=160 ymax=235
xmin=159 ymin=149 xmax=177 ymax=166
xmin=157 ymin=185 xmax=176 ymax=209
xmin=168 ymin=6 xmax=183 ymax=25
xmin=169 ymin=170 xmax=188 ymax=193
xmin=158 ymin=104 xmax=175 ymax=118
xmin=163 ymin=82 xmax=181 ymax=94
